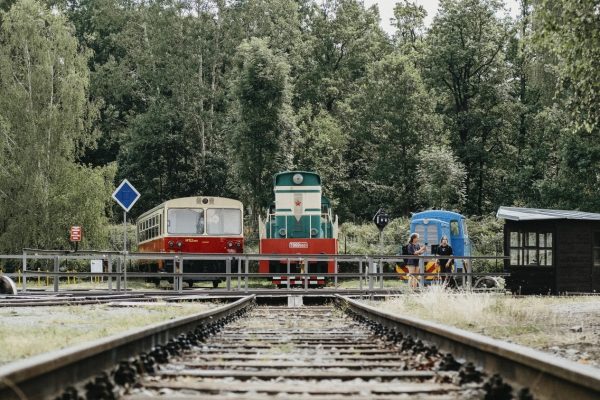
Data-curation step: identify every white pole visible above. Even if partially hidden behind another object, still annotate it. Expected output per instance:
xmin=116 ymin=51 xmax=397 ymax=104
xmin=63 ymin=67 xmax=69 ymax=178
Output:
xmin=123 ymin=211 xmax=127 ymax=291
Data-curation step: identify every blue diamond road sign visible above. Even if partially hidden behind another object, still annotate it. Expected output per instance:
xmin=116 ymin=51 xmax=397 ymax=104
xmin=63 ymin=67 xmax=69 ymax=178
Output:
xmin=112 ymin=179 xmax=141 ymax=212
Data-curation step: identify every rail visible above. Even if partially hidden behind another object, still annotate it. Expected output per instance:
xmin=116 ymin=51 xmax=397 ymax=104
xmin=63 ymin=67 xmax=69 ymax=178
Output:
xmin=0 ymin=250 xmax=508 ymax=293
xmin=335 ymin=295 xmax=600 ymax=400
xmin=0 ymin=295 xmax=255 ymax=400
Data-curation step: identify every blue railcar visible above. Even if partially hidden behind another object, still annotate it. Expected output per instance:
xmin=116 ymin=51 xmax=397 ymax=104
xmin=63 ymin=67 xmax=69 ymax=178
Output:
xmin=409 ymin=210 xmax=471 ymax=272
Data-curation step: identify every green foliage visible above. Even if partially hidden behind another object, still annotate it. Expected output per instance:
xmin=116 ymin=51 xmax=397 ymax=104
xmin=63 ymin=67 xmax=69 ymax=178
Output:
xmin=339 ymin=218 xmax=409 ymax=255
xmin=535 ymin=0 xmax=600 ymax=133
xmin=1 ymin=0 xmax=599 ymax=252
xmin=417 ymin=144 xmax=466 ymax=210
xmin=0 ymin=0 xmax=114 ymax=252
xmin=228 ymin=37 xmax=295 ymax=217
xmin=343 ymin=52 xmax=440 ymax=219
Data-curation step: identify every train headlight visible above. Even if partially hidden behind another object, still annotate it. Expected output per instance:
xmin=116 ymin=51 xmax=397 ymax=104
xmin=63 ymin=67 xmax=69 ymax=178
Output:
xmin=227 ymin=241 xmax=233 ymax=248
xmin=278 ymin=228 xmax=287 ymax=237
xmin=176 ymin=241 xmax=183 ymax=248
xmin=310 ymin=228 xmax=319 ymax=237
xmin=236 ymin=241 xmax=241 ymax=248
xmin=168 ymin=240 xmax=174 ymax=248
xmin=292 ymin=173 xmax=303 ymax=185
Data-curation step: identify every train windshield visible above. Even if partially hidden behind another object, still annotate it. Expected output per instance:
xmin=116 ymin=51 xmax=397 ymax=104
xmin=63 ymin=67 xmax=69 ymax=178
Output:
xmin=167 ymin=208 xmax=204 ymax=234
xmin=207 ymin=208 xmax=242 ymax=235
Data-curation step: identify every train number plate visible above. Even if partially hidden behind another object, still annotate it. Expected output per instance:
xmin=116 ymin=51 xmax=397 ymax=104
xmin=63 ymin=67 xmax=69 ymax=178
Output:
xmin=288 ymin=242 xmax=309 ymax=249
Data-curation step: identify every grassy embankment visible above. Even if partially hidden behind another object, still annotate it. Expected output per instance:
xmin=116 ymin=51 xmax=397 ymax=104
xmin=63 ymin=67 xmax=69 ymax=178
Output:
xmin=0 ymin=302 xmax=216 ymax=365
xmin=371 ymin=286 xmax=599 ymax=364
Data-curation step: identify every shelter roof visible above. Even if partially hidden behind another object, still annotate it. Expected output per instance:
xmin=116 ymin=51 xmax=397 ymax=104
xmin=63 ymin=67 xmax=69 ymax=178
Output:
xmin=496 ymin=206 xmax=600 ymax=221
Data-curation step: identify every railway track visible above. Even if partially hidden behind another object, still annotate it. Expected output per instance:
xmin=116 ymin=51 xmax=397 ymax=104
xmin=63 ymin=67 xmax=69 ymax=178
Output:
xmin=1 ymin=295 xmax=598 ymax=399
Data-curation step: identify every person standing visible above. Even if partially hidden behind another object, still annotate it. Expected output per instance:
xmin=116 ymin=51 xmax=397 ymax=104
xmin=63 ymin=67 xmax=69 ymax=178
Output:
xmin=406 ymin=233 xmax=426 ymax=288
xmin=436 ymin=236 xmax=454 ymax=285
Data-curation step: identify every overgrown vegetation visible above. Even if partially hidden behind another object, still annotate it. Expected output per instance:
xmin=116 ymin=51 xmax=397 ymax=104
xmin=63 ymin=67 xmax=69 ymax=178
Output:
xmin=372 ymin=286 xmax=599 ymax=355
xmin=0 ymin=303 xmax=217 ymax=365
xmin=0 ymin=0 xmax=598 ymax=251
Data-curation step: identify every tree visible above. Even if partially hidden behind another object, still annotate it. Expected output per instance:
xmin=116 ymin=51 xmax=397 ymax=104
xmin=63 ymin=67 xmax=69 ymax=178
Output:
xmin=294 ymin=0 xmax=390 ymax=113
xmin=343 ymin=52 xmax=440 ymax=219
xmin=228 ymin=37 xmax=295 ymax=220
xmin=0 ymin=0 xmax=114 ymax=252
xmin=424 ymin=0 xmax=516 ymax=214
xmin=416 ymin=144 xmax=467 ymax=210
xmin=535 ymin=0 xmax=600 ymax=133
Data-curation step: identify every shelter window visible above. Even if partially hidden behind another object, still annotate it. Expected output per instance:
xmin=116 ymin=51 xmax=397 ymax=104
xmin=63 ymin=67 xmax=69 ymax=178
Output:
xmin=206 ymin=208 xmax=242 ymax=235
xmin=593 ymin=232 xmax=600 ymax=267
xmin=509 ymin=231 xmax=553 ymax=266
xmin=167 ymin=208 xmax=204 ymax=235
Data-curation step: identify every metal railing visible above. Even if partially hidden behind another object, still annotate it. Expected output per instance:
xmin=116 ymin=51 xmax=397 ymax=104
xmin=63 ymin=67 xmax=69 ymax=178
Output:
xmin=0 ymin=250 xmax=508 ymax=294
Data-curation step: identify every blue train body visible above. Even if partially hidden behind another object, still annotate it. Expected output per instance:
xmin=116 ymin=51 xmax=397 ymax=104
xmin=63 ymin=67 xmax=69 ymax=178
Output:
xmin=410 ymin=210 xmax=471 ymax=271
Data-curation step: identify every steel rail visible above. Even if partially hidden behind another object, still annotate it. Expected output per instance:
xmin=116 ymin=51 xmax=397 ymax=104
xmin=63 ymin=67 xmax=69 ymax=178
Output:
xmin=335 ymin=295 xmax=600 ymax=400
xmin=0 ymin=295 xmax=255 ymax=400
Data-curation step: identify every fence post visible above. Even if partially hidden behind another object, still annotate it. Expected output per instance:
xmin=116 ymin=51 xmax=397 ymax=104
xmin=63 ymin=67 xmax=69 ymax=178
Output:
xmin=379 ymin=258 xmax=384 ymax=289
xmin=304 ymin=257 xmax=309 ymax=291
xmin=107 ymin=254 xmax=113 ymax=292
xmin=226 ymin=257 xmax=231 ymax=291
xmin=334 ymin=258 xmax=338 ymax=288
xmin=286 ymin=258 xmax=291 ymax=289
xmin=172 ymin=256 xmax=178 ymax=292
xmin=116 ymin=257 xmax=122 ymax=292
xmin=368 ymin=257 xmax=374 ymax=290
xmin=465 ymin=259 xmax=472 ymax=290
xmin=123 ymin=253 xmax=128 ymax=291
xmin=178 ymin=257 xmax=184 ymax=294
xmin=419 ymin=257 xmax=425 ymax=287
xmin=244 ymin=257 xmax=249 ymax=293
xmin=237 ymin=258 xmax=241 ymax=290
xmin=22 ymin=250 xmax=27 ymax=292
xmin=53 ymin=255 xmax=59 ymax=292
xmin=359 ymin=260 xmax=363 ymax=290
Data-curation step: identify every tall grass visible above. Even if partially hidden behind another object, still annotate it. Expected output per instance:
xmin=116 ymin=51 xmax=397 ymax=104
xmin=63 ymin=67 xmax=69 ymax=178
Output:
xmin=373 ymin=285 xmax=597 ymax=349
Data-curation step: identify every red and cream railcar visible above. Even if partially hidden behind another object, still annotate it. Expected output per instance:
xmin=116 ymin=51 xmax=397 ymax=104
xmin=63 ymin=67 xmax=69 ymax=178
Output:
xmin=137 ymin=196 xmax=244 ymax=288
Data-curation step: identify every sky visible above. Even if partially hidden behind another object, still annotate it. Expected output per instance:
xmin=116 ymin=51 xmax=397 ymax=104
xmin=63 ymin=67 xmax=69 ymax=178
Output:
xmin=363 ymin=0 xmax=521 ymax=35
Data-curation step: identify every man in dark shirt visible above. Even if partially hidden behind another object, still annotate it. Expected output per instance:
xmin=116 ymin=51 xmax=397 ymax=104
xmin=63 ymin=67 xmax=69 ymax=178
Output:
xmin=436 ymin=236 xmax=453 ymax=284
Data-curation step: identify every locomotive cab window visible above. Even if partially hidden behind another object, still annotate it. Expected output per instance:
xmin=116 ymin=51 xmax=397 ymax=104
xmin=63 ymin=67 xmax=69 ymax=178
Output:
xmin=167 ymin=208 xmax=204 ymax=234
xmin=207 ymin=208 xmax=242 ymax=235
xmin=450 ymin=220 xmax=460 ymax=236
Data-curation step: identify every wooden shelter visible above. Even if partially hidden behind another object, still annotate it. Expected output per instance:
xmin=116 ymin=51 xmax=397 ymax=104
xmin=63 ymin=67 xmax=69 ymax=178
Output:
xmin=497 ymin=206 xmax=600 ymax=294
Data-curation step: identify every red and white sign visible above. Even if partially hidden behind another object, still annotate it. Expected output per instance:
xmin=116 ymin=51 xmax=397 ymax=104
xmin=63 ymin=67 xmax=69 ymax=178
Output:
xmin=70 ymin=226 xmax=82 ymax=242
xmin=288 ymin=242 xmax=309 ymax=249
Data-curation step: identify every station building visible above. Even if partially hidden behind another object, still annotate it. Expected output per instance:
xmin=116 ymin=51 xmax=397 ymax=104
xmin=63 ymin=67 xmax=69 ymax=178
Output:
xmin=497 ymin=206 xmax=600 ymax=294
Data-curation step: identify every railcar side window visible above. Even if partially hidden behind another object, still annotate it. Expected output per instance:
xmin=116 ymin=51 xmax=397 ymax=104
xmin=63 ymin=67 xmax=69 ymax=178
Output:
xmin=167 ymin=208 xmax=204 ymax=234
xmin=206 ymin=208 xmax=242 ymax=235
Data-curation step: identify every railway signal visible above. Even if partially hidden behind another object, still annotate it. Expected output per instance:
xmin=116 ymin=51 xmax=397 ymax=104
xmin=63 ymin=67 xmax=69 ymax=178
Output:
xmin=373 ymin=208 xmax=390 ymax=231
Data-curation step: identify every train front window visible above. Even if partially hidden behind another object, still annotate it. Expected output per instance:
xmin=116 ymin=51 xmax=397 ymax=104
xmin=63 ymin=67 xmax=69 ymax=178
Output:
xmin=206 ymin=208 xmax=242 ymax=235
xmin=167 ymin=208 xmax=204 ymax=234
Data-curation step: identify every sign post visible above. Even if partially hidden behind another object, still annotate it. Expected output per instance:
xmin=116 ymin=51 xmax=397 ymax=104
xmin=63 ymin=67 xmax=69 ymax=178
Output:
xmin=372 ymin=208 xmax=390 ymax=285
xmin=70 ymin=226 xmax=82 ymax=252
xmin=111 ymin=179 xmax=141 ymax=291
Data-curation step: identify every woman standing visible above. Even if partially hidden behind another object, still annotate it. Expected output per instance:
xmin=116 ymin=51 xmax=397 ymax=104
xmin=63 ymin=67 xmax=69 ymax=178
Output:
xmin=436 ymin=236 xmax=454 ymax=285
xmin=406 ymin=233 xmax=426 ymax=288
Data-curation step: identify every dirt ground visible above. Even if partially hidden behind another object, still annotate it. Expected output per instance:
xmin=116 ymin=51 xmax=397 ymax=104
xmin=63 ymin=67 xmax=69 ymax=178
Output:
xmin=539 ymin=300 xmax=600 ymax=367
